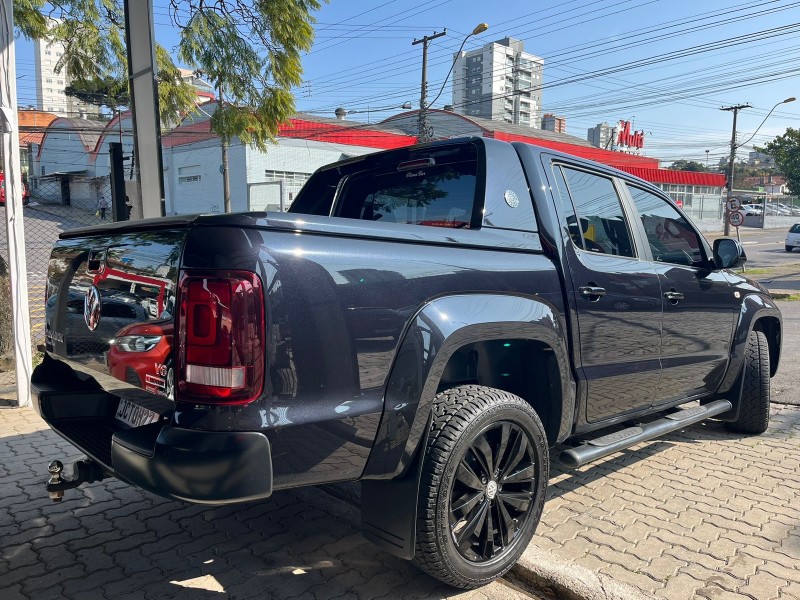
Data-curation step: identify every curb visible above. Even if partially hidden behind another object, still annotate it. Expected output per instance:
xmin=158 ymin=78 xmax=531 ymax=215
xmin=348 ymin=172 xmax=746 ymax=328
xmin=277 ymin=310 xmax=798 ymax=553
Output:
xmin=512 ymin=546 xmax=661 ymax=600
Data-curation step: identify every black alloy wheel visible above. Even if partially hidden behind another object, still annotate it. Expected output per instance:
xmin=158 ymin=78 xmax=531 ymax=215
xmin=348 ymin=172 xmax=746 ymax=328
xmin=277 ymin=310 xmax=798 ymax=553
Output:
xmin=449 ymin=421 xmax=537 ymax=563
xmin=414 ymin=385 xmax=548 ymax=589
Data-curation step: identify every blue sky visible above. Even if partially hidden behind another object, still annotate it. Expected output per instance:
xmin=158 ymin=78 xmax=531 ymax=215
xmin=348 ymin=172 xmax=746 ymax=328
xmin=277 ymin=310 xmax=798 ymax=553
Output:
xmin=13 ymin=0 xmax=800 ymax=167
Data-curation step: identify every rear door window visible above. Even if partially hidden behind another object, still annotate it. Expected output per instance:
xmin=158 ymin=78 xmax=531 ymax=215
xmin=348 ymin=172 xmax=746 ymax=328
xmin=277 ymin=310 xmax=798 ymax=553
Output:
xmin=558 ymin=165 xmax=636 ymax=258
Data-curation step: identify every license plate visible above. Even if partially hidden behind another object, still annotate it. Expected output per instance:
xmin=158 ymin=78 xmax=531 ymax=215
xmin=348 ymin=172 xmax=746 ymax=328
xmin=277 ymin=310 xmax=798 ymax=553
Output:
xmin=115 ymin=398 xmax=161 ymax=428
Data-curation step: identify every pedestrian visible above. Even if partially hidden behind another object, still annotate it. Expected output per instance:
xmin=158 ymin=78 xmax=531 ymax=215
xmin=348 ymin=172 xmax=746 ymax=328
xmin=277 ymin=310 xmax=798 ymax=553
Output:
xmin=98 ymin=196 xmax=108 ymax=220
xmin=125 ymin=195 xmax=132 ymax=220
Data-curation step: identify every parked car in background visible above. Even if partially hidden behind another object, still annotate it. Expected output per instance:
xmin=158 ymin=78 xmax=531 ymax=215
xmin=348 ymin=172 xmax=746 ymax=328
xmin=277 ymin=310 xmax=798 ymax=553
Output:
xmin=765 ymin=203 xmax=791 ymax=216
xmin=776 ymin=203 xmax=800 ymax=217
xmin=786 ymin=223 xmax=800 ymax=252
xmin=740 ymin=203 xmax=763 ymax=215
xmin=0 ymin=173 xmax=30 ymax=206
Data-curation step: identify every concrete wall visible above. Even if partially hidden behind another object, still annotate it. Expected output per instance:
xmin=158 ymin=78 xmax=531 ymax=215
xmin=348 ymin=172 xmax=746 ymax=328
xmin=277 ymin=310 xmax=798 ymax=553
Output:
xmin=163 ymin=140 xmax=248 ymax=214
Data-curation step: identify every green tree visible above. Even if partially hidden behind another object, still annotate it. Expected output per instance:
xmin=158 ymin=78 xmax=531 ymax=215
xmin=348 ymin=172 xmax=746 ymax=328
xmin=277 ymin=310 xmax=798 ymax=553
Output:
xmin=758 ymin=128 xmax=800 ymax=195
xmin=666 ymin=160 xmax=708 ymax=172
xmin=14 ymin=1 xmax=196 ymax=124
xmin=13 ymin=0 xmax=322 ymax=143
xmin=176 ymin=1 xmax=322 ymax=211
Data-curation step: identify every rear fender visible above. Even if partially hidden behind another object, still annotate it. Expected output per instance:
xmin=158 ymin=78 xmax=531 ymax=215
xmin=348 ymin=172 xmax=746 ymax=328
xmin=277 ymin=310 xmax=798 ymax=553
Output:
xmin=362 ymin=293 xmax=571 ymax=480
xmin=360 ymin=293 xmax=571 ymax=559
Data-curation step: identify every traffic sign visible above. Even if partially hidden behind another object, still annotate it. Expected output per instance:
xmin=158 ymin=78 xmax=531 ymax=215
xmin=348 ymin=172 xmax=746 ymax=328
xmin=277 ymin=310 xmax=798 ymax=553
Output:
xmin=728 ymin=210 xmax=745 ymax=228
xmin=726 ymin=197 xmax=742 ymax=212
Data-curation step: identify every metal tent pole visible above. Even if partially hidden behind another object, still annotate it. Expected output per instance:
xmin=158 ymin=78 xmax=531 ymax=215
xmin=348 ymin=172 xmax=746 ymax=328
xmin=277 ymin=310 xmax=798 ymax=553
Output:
xmin=0 ymin=0 xmax=32 ymax=406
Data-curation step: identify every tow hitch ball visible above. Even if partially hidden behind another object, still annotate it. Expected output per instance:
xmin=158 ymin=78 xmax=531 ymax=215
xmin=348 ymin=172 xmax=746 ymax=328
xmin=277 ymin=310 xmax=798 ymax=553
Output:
xmin=46 ymin=459 xmax=105 ymax=501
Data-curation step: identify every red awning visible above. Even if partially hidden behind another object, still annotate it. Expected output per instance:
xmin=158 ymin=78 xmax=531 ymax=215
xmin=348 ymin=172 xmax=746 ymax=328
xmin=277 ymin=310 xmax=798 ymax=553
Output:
xmin=613 ymin=165 xmax=726 ymax=187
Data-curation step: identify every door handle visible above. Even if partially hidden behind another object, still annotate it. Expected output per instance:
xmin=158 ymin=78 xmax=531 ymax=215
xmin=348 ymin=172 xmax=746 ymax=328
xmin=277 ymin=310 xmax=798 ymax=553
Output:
xmin=664 ymin=289 xmax=684 ymax=303
xmin=579 ymin=285 xmax=606 ymax=300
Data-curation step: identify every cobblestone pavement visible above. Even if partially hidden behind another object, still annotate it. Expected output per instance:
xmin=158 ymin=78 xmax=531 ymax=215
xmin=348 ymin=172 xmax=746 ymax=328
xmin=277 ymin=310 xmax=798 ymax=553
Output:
xmin=0 ymin=407 xmax=540 ymax=600
xmin=526 ymin=404 xmax=800 ymax=600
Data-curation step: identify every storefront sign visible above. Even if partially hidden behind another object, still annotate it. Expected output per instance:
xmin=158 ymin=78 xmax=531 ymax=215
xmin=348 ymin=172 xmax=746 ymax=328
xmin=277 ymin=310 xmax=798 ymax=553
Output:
xmin=616 ymin=121 xmax=645 ymax=149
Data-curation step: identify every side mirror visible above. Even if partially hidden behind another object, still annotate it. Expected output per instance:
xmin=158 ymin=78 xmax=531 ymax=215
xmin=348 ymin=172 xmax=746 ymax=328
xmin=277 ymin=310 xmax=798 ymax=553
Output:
xmin=713 ymin=238 xmax=747 ymax=270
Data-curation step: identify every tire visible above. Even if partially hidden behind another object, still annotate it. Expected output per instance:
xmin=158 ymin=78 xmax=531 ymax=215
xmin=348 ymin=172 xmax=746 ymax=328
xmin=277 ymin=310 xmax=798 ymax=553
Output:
xmin=414 ymin=385 xmax=549 ymax=589
xmin=726 ymin=330 xmax=770 ymax=434
xmin=786 ymin=245 xmax=794 ymax=252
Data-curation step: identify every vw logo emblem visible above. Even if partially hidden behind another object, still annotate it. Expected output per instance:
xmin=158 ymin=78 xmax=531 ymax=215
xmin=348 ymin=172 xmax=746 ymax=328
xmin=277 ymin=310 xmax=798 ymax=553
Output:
xmin=84 ymin=285 xmax=102 ymax=331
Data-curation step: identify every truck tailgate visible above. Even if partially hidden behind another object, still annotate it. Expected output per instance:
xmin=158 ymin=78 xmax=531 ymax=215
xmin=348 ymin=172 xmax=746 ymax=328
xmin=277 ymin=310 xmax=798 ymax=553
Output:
xmin=44 ymin=228 xmax=185 ymax=402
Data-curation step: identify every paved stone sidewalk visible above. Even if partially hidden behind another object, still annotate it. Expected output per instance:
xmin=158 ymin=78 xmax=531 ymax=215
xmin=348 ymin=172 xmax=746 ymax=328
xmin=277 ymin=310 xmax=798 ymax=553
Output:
xmin=4 ymin=404 xmax=799 ymax=600
xmin=0 ymin=407 xmax=539 ymax=600
xmin=525 ymin=404 xmax=800 ymax=600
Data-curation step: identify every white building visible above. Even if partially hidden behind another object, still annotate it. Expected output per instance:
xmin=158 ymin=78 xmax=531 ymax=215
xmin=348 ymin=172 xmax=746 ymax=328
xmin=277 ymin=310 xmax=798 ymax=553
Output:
xmin=31 ymin=104 xmax=417 ymax=214
xmin=33 ymin=23 xmax=102 ymax=118
xmin=452 ymin=37 xmax=544 ymax=128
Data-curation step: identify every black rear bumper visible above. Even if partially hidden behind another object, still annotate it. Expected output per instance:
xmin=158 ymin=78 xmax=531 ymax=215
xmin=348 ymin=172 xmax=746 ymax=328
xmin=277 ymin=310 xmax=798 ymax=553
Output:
xmin=31 ymin=375 xmax=272 ymax=505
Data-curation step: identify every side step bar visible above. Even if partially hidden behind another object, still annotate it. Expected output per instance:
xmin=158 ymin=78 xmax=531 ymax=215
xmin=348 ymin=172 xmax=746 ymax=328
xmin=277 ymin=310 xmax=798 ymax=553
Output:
xmin=560 ymin=399 xmax=732 ymax=468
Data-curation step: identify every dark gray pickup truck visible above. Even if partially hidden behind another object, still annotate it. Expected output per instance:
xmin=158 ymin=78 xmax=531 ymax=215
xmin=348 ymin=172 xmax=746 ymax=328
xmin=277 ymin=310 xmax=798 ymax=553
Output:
xmin=32 ymin=137 xmax=781 ymax=588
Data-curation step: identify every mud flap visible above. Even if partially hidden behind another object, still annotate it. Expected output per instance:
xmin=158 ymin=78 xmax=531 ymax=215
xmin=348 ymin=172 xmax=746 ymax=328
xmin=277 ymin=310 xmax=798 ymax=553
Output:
xmin=360 ymin=426 xmax=429 ymax=560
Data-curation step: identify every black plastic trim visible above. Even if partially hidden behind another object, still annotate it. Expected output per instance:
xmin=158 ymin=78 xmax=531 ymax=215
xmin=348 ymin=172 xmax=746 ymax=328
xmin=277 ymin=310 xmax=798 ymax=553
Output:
xmin=112 ymin=426 xmax=272 ymax=505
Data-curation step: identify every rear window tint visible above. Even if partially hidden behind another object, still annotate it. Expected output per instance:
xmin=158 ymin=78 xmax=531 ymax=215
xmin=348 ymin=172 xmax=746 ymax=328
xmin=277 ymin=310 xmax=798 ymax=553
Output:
xmin=335 ymin=150 xmax=477 ymax=228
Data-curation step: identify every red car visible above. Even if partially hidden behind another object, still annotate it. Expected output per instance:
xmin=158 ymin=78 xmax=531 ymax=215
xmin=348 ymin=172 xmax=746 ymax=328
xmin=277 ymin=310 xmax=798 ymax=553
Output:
xmin=0 ymin=173 xmax=30 ymax=206
xmin=107 ymin=321 xmax=174 ymax=399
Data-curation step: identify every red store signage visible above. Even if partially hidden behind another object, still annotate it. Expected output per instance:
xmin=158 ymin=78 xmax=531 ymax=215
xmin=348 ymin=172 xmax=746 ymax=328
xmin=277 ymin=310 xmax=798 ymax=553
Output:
xmin=616 ymin=120 xmax=645 ymax=149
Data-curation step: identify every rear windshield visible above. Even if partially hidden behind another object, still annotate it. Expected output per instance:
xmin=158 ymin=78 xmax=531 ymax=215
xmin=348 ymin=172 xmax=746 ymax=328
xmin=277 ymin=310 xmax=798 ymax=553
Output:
xmin=290 ymin=144 xmax=479 ymax=229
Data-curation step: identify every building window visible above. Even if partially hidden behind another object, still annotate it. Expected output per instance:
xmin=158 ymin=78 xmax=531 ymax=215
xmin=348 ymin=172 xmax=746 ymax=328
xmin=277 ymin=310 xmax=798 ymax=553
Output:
xmin=264 ymin=170 xmax=310 ymax=184
xmin=41 ymin=166 xmax=46 ymax=175
xmin=178 ymin=175 xmax=202 ymax=184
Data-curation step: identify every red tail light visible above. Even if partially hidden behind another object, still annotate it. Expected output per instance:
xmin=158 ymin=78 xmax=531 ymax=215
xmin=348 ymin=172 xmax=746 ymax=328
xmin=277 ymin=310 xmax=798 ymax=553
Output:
xmin=177 ymin=271 xmax=265 ymax=405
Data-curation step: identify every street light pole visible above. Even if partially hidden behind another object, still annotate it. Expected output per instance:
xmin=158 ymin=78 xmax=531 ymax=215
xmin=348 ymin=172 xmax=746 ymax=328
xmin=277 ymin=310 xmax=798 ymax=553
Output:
xmin=414 ymin=23 xmax=489 ymax=144
xmin=413 ymin=30 xmax=446 ymax=142
xmin=720 ymin=97 xmax=795 ymax=235
xmin=721 ymin=103 xmax=751 ymax=236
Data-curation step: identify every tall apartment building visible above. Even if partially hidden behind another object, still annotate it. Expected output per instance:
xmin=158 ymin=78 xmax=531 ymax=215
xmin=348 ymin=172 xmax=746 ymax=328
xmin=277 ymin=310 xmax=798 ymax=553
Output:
xmin=34 ymin=29 xmax=102 ymax=118
xmin=542 ymin=113 xmax=566 ymax=133
xmin=452 ymin=37 xmax=543 ymax=128
xmin=587 ymin=122 xmax=614 ymax=149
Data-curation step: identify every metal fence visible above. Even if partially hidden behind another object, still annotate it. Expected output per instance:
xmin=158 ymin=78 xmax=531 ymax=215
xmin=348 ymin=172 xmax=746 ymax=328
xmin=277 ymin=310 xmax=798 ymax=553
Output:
xmin=0 ymin=175 xmax=110 ymax=392
xmin=680 ymin=194 xmax=724 ymax=220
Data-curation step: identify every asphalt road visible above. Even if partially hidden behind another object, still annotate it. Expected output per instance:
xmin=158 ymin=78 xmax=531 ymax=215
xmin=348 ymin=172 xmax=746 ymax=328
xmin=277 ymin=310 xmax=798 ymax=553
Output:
xmin=712 ymin=225 xmax=800 ymax=268
xmin=704 ymin=228 xmax=799 ymax=405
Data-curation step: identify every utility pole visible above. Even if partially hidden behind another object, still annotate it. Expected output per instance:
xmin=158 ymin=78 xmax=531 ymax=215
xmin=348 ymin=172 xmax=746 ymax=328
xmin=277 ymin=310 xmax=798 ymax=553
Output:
xmin=721 ymin=103 xmax=751 ymax=236
xmin=413 ymin=30 xmax=446 ymax=143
